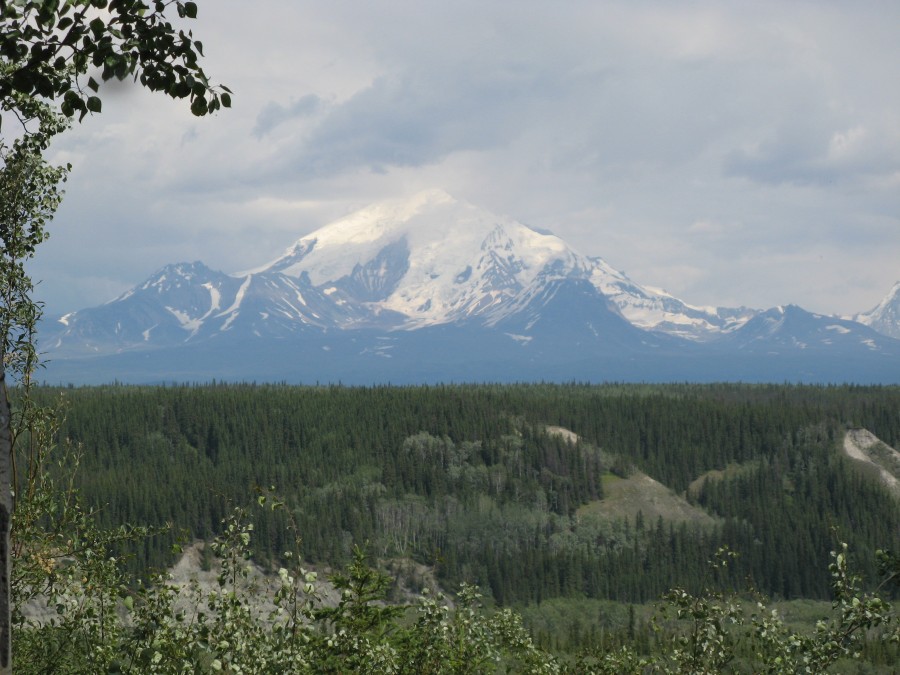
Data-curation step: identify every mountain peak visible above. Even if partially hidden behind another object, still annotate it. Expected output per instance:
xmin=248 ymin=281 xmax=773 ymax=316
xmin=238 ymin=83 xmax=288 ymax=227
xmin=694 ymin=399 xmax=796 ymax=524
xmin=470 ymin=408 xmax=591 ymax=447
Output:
xmin=856 ymin=281 xmax=900 ymax=339
xmin=314 ymin=189 xmax=457 ymax=247
xmin=244 ymin=190 xmax=589 ymax=326
xmin=233 ymin=191 xmax=760 ymax=337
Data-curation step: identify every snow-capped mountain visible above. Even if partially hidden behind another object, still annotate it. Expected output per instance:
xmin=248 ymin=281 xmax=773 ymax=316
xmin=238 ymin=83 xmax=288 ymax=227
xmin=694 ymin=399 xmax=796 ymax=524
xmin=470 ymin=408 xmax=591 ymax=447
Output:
xmin=717 ymin=305 xmax=897 ymax=354
xmin=589 ymin=264 xmax=757 ymax=341
xmin=40 ymin=191 xmax=900 ymax=385
xmin=250 ymin=189 xmax=598 ymax=328
xmin=52 ymin=190 xmax=734 ymax=353
xmin=247 ymin=189 xmax=749 ymax=337
xmin=49 ymin=261 xmax=392 ymax=356
xmin=855 ymin=281 xmax=900 ymax=340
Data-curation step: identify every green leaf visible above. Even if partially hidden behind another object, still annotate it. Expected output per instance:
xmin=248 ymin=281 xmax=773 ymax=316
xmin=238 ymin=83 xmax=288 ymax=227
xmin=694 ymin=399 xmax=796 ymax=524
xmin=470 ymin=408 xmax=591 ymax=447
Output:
xmin=86 ymin=96 xmax=101 ymax=113
xmin=114 ymin=58 xmax=129 ymax=80
xmin=88 ymin=76 xmax=99 ymax=92
xmin=190 ymin=94 xmax=206 ymax=116
xmin=221 ymin=92 xmax=231 ymax=108
xmin=89 ymin=16 xmax=106 ymax=39
xmin=184 ymin=2 xmax=198 ymax=19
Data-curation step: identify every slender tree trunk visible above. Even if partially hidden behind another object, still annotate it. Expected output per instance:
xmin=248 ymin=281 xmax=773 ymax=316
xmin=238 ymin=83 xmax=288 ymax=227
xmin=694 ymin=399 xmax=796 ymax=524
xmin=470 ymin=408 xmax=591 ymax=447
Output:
xmin=0 ymin=366 xmax=11 ymax=673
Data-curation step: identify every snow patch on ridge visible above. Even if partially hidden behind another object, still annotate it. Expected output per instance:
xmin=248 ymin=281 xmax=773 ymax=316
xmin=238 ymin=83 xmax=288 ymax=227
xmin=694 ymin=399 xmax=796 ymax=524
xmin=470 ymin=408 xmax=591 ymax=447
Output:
xmin=204 ymin=283 xmax=222 ymax=314
xmin=166 ymin=306 xmax=200 ymax=333
xmin=218 ymin=276 xmax=252 ymax=318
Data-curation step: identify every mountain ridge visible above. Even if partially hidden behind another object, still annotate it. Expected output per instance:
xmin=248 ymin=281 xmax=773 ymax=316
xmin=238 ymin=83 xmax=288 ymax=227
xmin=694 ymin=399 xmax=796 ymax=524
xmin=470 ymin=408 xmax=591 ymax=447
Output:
xmin=41 ymin=191 xmax=900 ymax=384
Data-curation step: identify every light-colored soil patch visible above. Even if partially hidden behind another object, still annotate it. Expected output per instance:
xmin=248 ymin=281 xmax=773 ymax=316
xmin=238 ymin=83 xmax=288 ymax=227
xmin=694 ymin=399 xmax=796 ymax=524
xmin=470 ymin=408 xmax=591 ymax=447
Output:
xmin=23 ymin=543 xmax=439 ymax=625
xmin=167 ymin=543 xmax=440 ymax=617
xmin=842 ymin=429 xmax=900 ymax=498
xmin=168 ymin=541 xmax=368 ymax=618
xmin=545 ymin=426 xmax=580 ymax=444
xmin=578 ymin=471 xmax=719 ymax=528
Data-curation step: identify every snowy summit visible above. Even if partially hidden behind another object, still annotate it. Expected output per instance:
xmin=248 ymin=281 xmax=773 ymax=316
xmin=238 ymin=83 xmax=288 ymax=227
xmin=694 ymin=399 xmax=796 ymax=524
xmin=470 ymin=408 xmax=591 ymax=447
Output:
xmin=249 ymin=189 xmax=587 ymax=327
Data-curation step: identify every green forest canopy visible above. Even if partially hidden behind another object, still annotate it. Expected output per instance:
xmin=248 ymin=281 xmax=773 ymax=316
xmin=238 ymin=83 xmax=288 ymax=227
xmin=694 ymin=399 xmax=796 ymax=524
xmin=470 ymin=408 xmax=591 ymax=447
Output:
xmin=30 ymin=382 xmax=899 ymax=611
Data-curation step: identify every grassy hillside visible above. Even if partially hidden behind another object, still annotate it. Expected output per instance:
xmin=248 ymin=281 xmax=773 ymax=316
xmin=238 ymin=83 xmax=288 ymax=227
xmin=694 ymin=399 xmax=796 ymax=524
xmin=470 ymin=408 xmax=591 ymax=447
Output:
xmin=579 ymin=471 xmax=720 ymax=528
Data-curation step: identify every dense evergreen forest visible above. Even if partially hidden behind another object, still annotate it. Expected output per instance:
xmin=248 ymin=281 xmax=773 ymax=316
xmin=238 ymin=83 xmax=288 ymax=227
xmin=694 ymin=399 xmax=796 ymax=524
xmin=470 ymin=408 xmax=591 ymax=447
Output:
xmin=29 ymin=383 xmax=900 ymax=613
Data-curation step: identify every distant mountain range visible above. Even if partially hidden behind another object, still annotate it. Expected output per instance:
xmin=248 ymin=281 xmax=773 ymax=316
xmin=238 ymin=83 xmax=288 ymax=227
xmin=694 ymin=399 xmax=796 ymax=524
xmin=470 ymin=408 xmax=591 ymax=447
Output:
xmin=40 ymin=190 xmax=900 ymax=385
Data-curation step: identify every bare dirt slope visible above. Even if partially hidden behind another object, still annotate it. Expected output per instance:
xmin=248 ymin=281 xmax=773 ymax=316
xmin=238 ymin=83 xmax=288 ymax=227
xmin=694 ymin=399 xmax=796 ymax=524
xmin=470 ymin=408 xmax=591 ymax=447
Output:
xmin=842 ymin=429 xmax=900 ymax=498
xmin=545 ymin=425 xmax=580 ymax=444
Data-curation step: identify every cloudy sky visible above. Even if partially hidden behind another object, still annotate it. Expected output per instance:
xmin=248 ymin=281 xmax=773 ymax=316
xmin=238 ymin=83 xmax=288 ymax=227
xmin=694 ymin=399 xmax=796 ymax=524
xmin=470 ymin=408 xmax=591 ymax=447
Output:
xmin=28 ymin=0 xmax=900 ymax=319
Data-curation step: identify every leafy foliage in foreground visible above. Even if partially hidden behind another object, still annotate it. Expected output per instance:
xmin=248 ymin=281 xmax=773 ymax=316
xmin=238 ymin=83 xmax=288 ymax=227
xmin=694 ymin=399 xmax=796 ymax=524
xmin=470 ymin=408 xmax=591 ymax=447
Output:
xmin=1 ymin=0 xmax=229 ymax=123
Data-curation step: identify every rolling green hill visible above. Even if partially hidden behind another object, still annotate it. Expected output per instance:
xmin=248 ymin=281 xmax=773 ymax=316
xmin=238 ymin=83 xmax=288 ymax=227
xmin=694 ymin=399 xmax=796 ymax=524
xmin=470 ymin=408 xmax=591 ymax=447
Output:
xmin=579 ymin=471 xmax=720 ymax=528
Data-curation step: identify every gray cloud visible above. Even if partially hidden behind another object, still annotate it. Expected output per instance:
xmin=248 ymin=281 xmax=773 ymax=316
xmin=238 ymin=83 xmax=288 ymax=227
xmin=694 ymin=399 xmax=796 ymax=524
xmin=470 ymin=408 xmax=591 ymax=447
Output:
xmin=723 ymin=115 xmax=900 ymax=187
xmin=253 ymin=94 xmax=323 ymax=138
xmin=278 ymin=60 xmax=570 ymax=179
